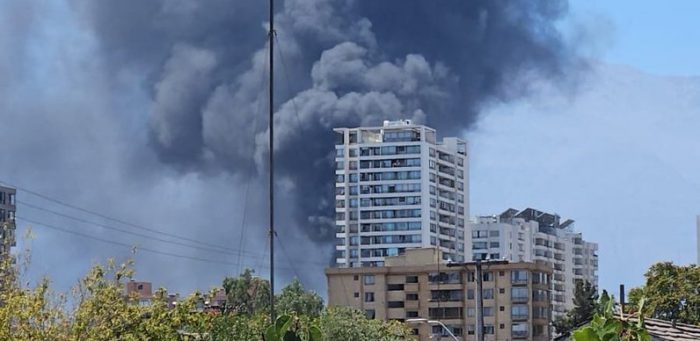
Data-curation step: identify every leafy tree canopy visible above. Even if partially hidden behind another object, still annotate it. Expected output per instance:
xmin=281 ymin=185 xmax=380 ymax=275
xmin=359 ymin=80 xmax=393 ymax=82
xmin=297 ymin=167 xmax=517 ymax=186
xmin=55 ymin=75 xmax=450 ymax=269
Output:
xmin=553 ymin=280 xmax=599 ymax=335
xmin=628 ymin=262 xmax=700 ymax=325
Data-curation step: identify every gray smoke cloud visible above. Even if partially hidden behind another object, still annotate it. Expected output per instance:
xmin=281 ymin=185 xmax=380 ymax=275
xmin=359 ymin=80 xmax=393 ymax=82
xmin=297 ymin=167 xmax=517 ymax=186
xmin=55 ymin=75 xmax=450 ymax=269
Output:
xmin=0 ymin=0 xmax=587 ymax=293
xmin=72 ymin=0 xmax=584 ymax=259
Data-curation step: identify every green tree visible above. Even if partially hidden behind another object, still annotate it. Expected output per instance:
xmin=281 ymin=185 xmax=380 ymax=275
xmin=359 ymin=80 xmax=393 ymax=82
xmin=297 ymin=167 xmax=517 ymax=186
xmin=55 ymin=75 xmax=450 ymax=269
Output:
xmin=222 ymin=268 xmax=271 ymax=316
xmin=318 ymin=306 xmax=411 ymax=341
xmin=276 ymin=278 xmax=324 ymax=318
xmin=554 ymin=280 xmax=599 ymax=335
xmin=573 ymin=294 xmax=651 ymax=341
xmin=628 ymin=262 xmax=700 ymax=324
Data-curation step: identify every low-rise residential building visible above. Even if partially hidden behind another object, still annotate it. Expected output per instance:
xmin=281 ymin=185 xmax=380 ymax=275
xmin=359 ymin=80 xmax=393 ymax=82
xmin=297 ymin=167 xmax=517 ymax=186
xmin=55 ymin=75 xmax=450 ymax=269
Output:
xmin=0 ymin=185 xmax=17 ymax=258
xmin=469 ymin=208 xmax=598 ymax=318
xmin=126 ymin=280 xmax=153 ymax=306
xmin=326 ymin=248 xmax=552 ymax=341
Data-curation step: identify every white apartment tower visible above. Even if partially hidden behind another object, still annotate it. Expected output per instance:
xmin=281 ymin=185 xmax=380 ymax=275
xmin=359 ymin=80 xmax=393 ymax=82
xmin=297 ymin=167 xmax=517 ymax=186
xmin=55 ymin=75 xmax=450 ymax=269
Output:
xmin=334 ymin=120 xmax=468 ymax=268
xmin=469 ymin=208 xmax=598 ymax=318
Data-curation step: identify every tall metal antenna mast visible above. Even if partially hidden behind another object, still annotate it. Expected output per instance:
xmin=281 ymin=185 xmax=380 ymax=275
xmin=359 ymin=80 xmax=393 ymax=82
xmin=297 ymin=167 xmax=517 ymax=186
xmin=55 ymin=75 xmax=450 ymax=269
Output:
xmin=268 ymin=0 xmax=276 ymax=323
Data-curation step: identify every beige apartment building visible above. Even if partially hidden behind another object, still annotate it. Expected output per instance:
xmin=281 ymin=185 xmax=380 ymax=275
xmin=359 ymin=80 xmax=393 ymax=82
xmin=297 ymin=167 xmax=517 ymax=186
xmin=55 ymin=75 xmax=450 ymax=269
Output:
xmin=326 ymin=248 xmax=552 ymax=341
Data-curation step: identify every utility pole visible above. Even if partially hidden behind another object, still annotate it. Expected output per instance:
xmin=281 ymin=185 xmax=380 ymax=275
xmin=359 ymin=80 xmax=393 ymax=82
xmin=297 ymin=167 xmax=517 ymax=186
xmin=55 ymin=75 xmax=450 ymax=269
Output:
xmin=268 ymin=0 xmax=276 ymax=323
xmin=448 ymin=259 xmax=509 ymax=341
xmin=475 ymin=260 xmax=484 ymax=341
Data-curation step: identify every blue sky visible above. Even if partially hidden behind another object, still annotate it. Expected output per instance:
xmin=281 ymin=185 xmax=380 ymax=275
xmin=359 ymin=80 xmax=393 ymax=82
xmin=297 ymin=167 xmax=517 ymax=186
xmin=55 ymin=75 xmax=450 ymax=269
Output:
xmin=470 ymin=1 xmax=700 ymax=294
xmin=570 ymin=0 xmax=700 ymax=75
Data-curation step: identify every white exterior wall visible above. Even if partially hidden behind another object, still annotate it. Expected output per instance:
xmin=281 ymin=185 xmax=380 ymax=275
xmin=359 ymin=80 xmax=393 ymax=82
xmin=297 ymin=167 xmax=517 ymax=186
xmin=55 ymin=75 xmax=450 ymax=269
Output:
xmin=469 ymin=213 xmax=598 ymax=319
xmin=334 ymin=120 xmax=468 ymax=268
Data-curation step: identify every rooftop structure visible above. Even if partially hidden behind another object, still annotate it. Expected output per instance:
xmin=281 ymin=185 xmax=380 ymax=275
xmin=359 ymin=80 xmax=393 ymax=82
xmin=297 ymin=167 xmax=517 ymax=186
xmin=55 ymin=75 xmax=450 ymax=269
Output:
xmin=470 ymin=208 xmax=598 ymax=318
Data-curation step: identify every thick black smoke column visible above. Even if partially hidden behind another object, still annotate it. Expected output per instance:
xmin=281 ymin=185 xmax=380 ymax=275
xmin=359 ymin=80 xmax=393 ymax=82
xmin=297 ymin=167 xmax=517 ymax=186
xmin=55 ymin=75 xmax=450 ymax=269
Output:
xmin=72 ymin=0 xmax=584 ymax=266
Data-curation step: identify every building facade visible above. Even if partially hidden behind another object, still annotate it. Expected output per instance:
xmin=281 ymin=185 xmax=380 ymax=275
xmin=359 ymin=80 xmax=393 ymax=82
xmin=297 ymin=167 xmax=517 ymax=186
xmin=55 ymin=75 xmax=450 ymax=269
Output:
xmin=0 ymin=185 xmax=16 ymax=258
xmin=334 ymin=120 xmax=469 ymax=267
xmin=327 ymin=248 xmax=552 ymax=341
xmin=126 ymin=280 xmax=153 ymax=306
xmin=469 ymin=208 xmax=598 ymax=318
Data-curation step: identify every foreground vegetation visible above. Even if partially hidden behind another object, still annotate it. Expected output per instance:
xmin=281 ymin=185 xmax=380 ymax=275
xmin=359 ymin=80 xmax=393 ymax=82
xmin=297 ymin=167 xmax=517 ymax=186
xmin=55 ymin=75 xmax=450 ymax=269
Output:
xmin=0 ymin=242 xmax=409 ymax=340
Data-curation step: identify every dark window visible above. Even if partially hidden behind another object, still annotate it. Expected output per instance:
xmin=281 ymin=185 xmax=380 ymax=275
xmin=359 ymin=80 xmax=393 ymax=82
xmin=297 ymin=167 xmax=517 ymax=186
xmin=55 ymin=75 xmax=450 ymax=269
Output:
xmin=364 ymin=292 xmax=374 ymax=302
xmin=365 ymin=309 xmax=375 ymax=319
xmin=387 ymin=301 xmax=404 ymax=308
xmin=354 ymin=292 xmax=359 ymax=298
xmin=406 ymin=311 xmax=419 ymax=318
xmin=353 ymin=275 xmax=359 ymax=281
xmin=406 ymin=275 xmax=418 ymax=283
xmin=406 ymin=293 xmax=419 ymax=301
xmin=387 ymin=284 xmax=404 ymax=291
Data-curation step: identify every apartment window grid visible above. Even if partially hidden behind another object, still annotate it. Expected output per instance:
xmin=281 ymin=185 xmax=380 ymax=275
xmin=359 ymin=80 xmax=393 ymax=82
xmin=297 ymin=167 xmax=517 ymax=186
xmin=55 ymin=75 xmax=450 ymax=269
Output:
xmin=334 ymin=121 xmax=467 ymax=267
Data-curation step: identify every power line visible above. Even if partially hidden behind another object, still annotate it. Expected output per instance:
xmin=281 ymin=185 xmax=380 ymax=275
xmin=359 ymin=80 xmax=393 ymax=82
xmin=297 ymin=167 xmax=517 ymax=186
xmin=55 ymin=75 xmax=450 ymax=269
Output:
xmin=17 ymin=200 xmax=260 ymax=258
xmin=0 ymin=180 xmax=235 ymax=252
xmin=16 ymin=216 xmax=240 ymax=266
xmin=16 ymin=216 xmax=319 ymax=272
xmin=3 ymin=181 xmax=333 ymax=269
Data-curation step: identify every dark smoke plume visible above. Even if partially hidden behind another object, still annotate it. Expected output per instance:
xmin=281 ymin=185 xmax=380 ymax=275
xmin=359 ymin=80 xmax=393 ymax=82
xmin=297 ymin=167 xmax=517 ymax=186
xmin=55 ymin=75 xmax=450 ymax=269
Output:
xmin=71 ymin=0 xmax=584 ymax=264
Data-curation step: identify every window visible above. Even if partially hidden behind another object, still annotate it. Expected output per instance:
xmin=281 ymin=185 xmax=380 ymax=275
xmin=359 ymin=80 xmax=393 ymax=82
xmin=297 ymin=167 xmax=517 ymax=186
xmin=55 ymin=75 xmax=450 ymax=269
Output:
xmin=484 ymin=325 xmax=494 ymax=334
xmin=336 ymin=148 xmax=344 ymax=157
xmin=483 ymin=307 xmax=494 ymax=316
xmin=534 ymin=306 xmax=548 ymax=319
xmin=387 ymin=301 xmax=404 ymax=308
xmin=387 ymin=284 xmax=404 ymax=291
xmin=512 ymin=323 xmax=528 ymax=338
xmin=499 ymin=306 xmax=505 ymax=312
xmin=511 ymin=287 xmax=528 ymax=301
xmin=499 ymin=288 xmax=505 ymax=294
xmin=511 ymin=270 xmax=528 ymax=284
xmin=364 ymin=292 xmax=375 ymax=302
xmin=406 ymin=293 xmax=419 ymax=301
xmin=365 ymin=309 xmax=376 ymax=319
xmin=490 ymin=242 xmax=500 ymax=248
xmin=364 ymin=275 xmax=375 ymax=285
xmin=353 ymin=275 xmax=359 ymax=281
xmin=466 ymin=308 xmax=475 ymax=317
xmin=354 ymin=292 xmax=359 ymax=298
xmin=429 ymin=307 xmax=462 ymax=319
xmin=482 ymin=272 xmax=493 ymax=281
xmin=428 ymin=272 xmax=461 ymax=284
xmin=467 ymin=289 xmax=474 ymax=299
xmin=406 ymin=311 xmax=419 ymax=318
xmin=483 ymin=288 xmax=494 ymax=299
xmin=406 ymin=275 xmax=418 ymax=283
xmin=489 ymin=230 xmax=500 ymax=237
xmin=512 ymin=305 xmax=529 ymax=320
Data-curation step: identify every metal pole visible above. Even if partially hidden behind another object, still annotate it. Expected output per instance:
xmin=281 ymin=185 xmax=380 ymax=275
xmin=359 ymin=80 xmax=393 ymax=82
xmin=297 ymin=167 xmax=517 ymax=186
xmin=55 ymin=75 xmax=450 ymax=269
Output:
xmin=268 ymin=0 xmax=275 ymax=323
xmin=620 ymin=284 xmax=625 ymax=315
xmin=475 ymin=259 xmax=484 ymax=341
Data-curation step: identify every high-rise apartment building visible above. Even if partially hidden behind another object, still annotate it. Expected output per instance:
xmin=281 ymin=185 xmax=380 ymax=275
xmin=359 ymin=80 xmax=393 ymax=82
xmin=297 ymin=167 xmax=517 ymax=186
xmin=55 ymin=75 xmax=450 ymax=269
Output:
xmin=0 ymin=185 xmax=16 ymax=258
xmin=469 ymin=208 xmax=598 ymax=318
xmin=334 ymin=120 xmax=468 ymax=267
xmin=326 ymin=248 xmax=552 ymax=341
